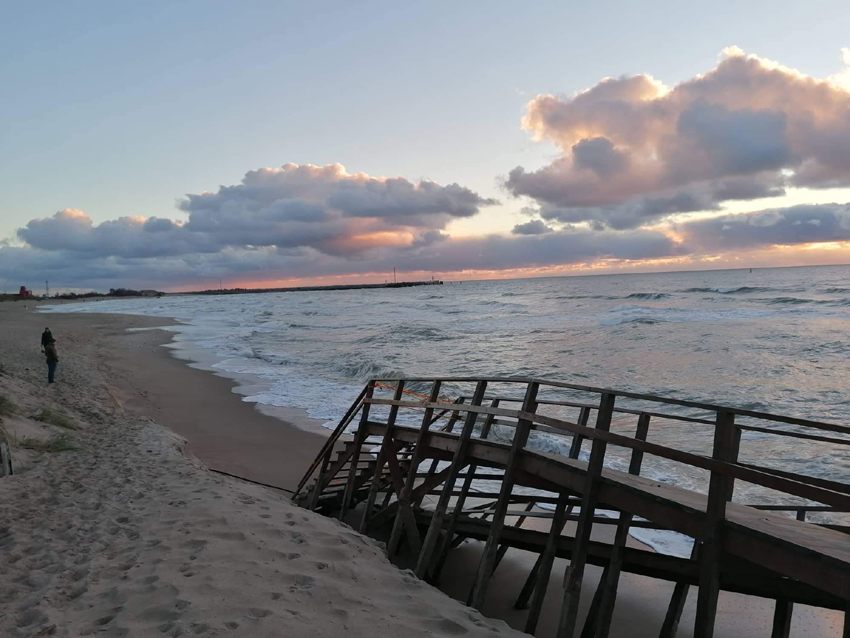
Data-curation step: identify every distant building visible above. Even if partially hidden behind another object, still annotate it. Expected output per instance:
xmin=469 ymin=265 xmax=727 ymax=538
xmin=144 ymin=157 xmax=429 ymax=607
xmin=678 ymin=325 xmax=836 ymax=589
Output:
xmin=140 ymin=290 xmax=159 ymax=297
xmin=18 ymin=286 xmax=33 ymax=298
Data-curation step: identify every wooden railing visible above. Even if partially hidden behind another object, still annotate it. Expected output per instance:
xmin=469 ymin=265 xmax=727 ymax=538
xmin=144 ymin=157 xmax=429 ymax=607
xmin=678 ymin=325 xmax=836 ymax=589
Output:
xmin=296 ymin=376 xmax=850 ymax=638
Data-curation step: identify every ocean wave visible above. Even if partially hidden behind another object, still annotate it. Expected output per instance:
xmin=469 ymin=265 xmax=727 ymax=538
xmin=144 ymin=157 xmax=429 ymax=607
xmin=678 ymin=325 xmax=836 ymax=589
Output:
xmin=626 ymin=292 xmax=671 ymax=300
xmin=603 ymin=316 xmax=665 ymax=326
xmin=680 ymin=286 xmax=772 ymax=294
xmin=824 ymin=287 xmax=850 ymax=294
xmin=548 ymin=294 xmax=619 ymax=300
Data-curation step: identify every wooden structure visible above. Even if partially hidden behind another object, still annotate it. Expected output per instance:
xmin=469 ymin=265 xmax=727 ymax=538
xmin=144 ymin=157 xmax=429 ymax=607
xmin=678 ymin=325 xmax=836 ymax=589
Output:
xmin=294 ymin=377 xmax=850 ymax=637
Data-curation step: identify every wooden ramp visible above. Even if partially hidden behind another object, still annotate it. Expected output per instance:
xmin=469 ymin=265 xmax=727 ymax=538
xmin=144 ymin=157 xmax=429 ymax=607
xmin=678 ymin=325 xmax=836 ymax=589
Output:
xmin=294 ymin=377 xmax=850 ymax=638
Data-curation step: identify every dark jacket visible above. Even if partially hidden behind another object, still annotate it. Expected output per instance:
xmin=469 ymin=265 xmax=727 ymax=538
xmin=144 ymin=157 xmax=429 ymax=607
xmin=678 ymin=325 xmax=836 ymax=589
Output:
xmin=45 ymin=343 xmax=59 ymax=364
xmin=41 ymin=331 xmax=53 ymax=348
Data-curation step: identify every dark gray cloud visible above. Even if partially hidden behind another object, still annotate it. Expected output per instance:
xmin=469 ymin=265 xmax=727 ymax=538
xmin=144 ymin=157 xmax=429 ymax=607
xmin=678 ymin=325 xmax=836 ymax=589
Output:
xmin=508 ymin=47 xmax=850 ymax=229
xmin=1 ymin=225 xmax=682 ymax=290
xmin=512 ymin=219 xmax=554 ymax=235
xmin=679 ymin=202 xmax=850 ymax=251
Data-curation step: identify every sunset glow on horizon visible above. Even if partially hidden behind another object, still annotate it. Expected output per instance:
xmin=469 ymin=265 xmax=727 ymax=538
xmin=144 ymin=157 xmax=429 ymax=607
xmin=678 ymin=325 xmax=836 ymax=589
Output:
xmin=3 ymin=4 xmax=850 ymax=291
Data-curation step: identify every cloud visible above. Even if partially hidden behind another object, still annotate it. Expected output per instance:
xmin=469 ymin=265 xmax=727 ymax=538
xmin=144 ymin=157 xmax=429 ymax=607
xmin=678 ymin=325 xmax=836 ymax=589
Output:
xmin=507 ymin=47 xmax=850 ymax=228
xmin=512 ymin=219 xmax=554 ymax=235
xmin=4 ymin=225 xmax=682 ymax=291
xmin=678 ymin=202 xmax=850 ymax=251
xmin=18 ymin=164 xmax=498 ymax=260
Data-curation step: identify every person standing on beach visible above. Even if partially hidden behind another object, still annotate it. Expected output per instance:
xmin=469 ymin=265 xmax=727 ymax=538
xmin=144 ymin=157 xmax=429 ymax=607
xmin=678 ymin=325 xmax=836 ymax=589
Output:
xmin=41 ymin=327 xmax=53 ymax=353
xmin=45 ymin=338 xmax=59 ymax=384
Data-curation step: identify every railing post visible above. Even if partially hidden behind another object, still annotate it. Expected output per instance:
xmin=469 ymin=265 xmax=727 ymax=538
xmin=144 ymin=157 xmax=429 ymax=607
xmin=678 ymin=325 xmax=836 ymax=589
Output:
xmin=770 ymin=509 xmax=806 ymax=638
xmin=359 ymin=381 xmax=405 ymax=533
xmin=586 ymin=411 xmax=651 ymax=638
xmin=414 ymin=380 xmax=488 ymax=578
xmin=338 ymin=381 xmax=375 ymax=521
xmin=307 ymin=447 xmax=333 ymax=510
xmin=515 ymin=405 xmax=592 ymax=612
xmin=694 ymin=410 xmax=736 ymax=638
xmin=557 ymin=392 xmax=615 ymax=638
xmin=468 ymin=381 xmax=539 ymax=609
xmin=387 ymin=380 xmax=442 ymax=560
xmin=432 ymin=397 xmax=501 ymax=582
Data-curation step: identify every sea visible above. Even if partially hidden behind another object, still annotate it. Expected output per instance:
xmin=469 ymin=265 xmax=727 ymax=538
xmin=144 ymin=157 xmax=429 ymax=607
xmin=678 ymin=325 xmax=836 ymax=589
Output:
xmin=43 ymin=265 xmax=850 ymax=556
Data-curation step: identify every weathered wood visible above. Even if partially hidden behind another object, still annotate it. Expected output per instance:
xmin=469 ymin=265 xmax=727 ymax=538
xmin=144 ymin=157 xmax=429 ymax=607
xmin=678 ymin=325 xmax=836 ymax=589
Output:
xmin=433 ymin=399 xmax=502 ymax=582
xmin=359 ymin=382 xmax=405 ymax=533
xmin=295 ymin=384 xmax=367 ymax=498
xmin=338 ymin=383 xmax=375 ymax=521
xmin=0 ymin=440 xmax=12 ymax=477
xmin=558 ymin=392 xmax=615 ymax=638
xmin=694 ymin=411 xmax=736 ymax=638
xmin=387 ymin=381 xmax=442 ymax=560
xmin=590 ymin=412 xmax=652 ymax=638
xmin=300 ymin=377 xmax=850 ymax=638
xmin=414 ymin=381 xmax=488 ymax=578
xmin=491 ymin=500 xmax=535 ymax=575
xmin=469 ymin=381 xmax=540 ymax=609
xmin=525 ymin=491 xmax=571 ymax=635
xmin=515 ymin=406 xmax=591 ymax=612
xmin=370 ymin=376 xmax=850 ymax=434
xmin=770 ymin=510 xmax=806 ymax=638
xmin=307 ymin=447 xmax=335 ymax=510
xmin=413 ymin=397 xmax=466 ymax=509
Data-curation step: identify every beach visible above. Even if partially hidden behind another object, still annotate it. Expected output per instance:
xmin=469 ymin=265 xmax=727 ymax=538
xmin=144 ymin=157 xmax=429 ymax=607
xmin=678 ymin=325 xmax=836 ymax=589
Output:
xmin=0 ymin=301 xmax=523 ymax=637
xmin=1 ymin=300 xmax=844 ymax=637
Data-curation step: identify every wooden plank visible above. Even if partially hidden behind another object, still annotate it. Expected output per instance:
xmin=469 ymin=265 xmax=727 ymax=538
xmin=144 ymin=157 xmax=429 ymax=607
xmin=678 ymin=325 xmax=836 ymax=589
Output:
xmin=590 ymin=412 xmax=652 ymax=638
xmin=0 ymin=440 xmax=12 ymax=477
xmin=770 ymin=510 xmax=805 ymax=638
xmin=432 ymin=398 xmax=502 ymax=582
xmin=525 ymin=491 xmax=571 ymax=635
xmin=369 ymin=376 xmax=850 ymax=435
xmin=516 ymin=406 xmax=591 ymax=612
xmin=387 ymin=381 xmax=442 ymax=560
xmin=469 ymin=381 xmax=540 ymax=609
xmin=413 ymin=397 xmax=465 ymax=509
xmin=295 ymin=384 xmax=367 ymax=498
xmin=339 ymin=383 xmax=375 ymax=521
xmin=383 ymin=439 xmax=421 ymax=555
xmin=372 ymin=465 xmax=454 ymax=530
xmin=307 ymin=447 xmax=334 ymax=510
xmin=557 ymin=392 xmax=616 ymax=638
xmin=694 ymin=410 xmax=736 ymax=638
xmin=414 ymin=381 xmax=488 ymax=578
xmin=359 ymin=382 xmax=406 ymax=533
xmin=491 ymin=500 xmax=535 ymax=575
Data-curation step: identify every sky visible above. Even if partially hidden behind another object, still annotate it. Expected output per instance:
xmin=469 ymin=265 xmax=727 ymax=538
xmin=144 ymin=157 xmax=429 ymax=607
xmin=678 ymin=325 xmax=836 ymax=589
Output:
xmin=3 ymin=1 xmax=850 ymax=292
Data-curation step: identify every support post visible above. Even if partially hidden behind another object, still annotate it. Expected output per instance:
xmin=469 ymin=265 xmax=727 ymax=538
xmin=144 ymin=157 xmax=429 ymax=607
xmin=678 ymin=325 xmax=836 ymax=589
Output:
xmin=414 ymin=381 xmax=488 ymax=578
xmin=585 ymin=412 xmax=651 ymax=638
xmin=525 ymin=490 xmax=571 ymax=635
xmin=468 ymin=381 xmax=540 ymax=609
xmin=307 ymin=447 xmax=333 ymax=510
xmin=359 ymin=381 xmax=405 ymax=533
xmin=693 ymin=410 xmax=736 ymax=638
xmin=413 ymin=397 xmax=465 ymax=509
xmin=432 ymin=398 xmax=501 ymax=582
xmin=387 ymin=380 xmax=442 ymax=560
xmin=770 ymin=510 xmax=806 ymax=638
xmin=557 ymin=392 xmax=616 ymax=638
xmin=515 ymin=406 xmax=590 ymax=611
xmin=339 ymin=382 xmax=375 ymax=521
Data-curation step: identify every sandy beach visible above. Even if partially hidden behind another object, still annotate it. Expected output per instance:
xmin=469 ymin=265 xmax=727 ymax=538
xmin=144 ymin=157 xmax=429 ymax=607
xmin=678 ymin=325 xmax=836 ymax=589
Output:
xmin=1 ymin=300 xmax=844 ymax=637
xmin=0 ymin=301 xmax=523 ymax=638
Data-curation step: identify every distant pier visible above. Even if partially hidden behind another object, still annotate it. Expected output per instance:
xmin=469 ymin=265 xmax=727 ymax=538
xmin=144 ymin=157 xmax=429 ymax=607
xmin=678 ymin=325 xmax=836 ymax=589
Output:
xmin=192 ymin=280 xmax=443 ymax=296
